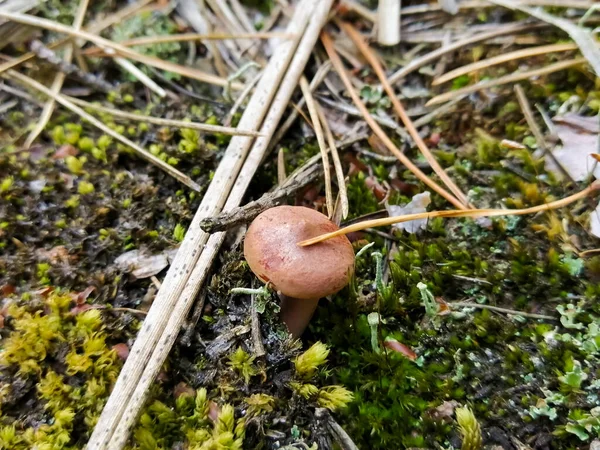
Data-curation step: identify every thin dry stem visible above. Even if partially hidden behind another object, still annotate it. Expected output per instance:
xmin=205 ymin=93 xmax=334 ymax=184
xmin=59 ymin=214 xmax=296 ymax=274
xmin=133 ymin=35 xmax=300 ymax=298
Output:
xmin=7 ymin=70 xmax=201 ymax=192
xmin=277 ymin=148 xmax=287 ymax=186
xmin=488 ymin=0 xmax=600 ymax=76
xmin=320 ymin=30 xmax=467 ymax=210
xmin=0 ymin=0 xmax=152 ymax=76
xmin=433 ymin=42 xmax=581 ymax=85
xmin=316 ymin=103 xmax=349 ymax=219
xmin=23 ymin=0 xmax=89 ymax=149
xmin=387 ymin=22 xmax=534 ymax=84
xmin=341 ymin=21 xmax=469 ymax=207
xmin=299 ymin=182 xmax=600 ymax=246
xmin=450 ymin=302 xmax=556 ymax=320
xmin=66 ymin=96 xmax=261 ymax=136
xmin=514 ymin=84 xmax=574 ymax=182
xmin=113 ymin=56 xmax=166 ymax=97
xmin=0 ymin=11 xmax=241 ymax=89
xmin=300 ymin=76 xmax=334 ymax=217
xmin=426 ymin=58 xmax=587 ymax=106
xmin=223 ymin=69 xmax=263 ymax=127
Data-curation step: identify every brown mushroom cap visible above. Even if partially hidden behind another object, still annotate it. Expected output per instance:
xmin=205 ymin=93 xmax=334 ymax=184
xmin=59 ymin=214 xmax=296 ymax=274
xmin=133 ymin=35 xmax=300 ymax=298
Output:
xmin=243 ymin=206 xmax=355 ymax=300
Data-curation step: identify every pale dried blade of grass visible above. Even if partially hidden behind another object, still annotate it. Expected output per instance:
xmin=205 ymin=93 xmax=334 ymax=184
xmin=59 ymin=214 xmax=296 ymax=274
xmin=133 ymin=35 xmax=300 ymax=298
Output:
xmin=104 ymin=31 xmax=293 ymax=48
xmin=426 ymin=58 xmax=587 ymax=106
xmin=0 ymin=0 xmax=151 ymax=75
xmin=87 ymin=2 xmax=319 ymax=448
xmin=487 ymin=0 xmax=600 ymax=76
xmin=342 ymin=21 xmax=469 ymax=206
xmin=388 ymin=21 xmax=533 ymax=84
xmin=66 ymin=96 xmax=261 ymax=136
xmin=0 ymin=11 xmax=238 ymax=89
xmin=113 ymin=56 xmax=166 ymax=97
xmin=277 ymin=148 xmax=287 ymax=186
xmin=316 ymin=103 xmax=349 ymax=219
xmin=105 ymin=2 xmax=332 ymax=449
xmin=320 ymin=31 xmax=467 ymax=210
xmin=433 ymin=42 xmax=580 ymax=85
xmin=7 ymin=70 xmax=201 ymax=192
xmin=23 ymin=0 xmax=89 ymax=149
xmin=299 ymin=182 xmax=600 ymax=246
xmin=268 ymin=61 xmax=331 ymax=152
xmin=514 ymin=84 xmax=574 ymax=182
xmin=300 ymin=76 xmax=334 ymax=217
xmin=223 ymin=69 xmax=263 ymax=127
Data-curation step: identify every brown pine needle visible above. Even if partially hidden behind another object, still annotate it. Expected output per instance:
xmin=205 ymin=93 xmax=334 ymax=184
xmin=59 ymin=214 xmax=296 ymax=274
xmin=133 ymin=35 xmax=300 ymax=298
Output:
xmin=341 ymin=21 xmax=470 ymax=207
xmin=7 ymin=70 xmax=202 ymax=192
xmin=432 ymin=42 xmax=582 ymax=86
xmin=320 ymin=31 xmax=467 ymax=210
xmin=298 ymin=181 xmax=600 ymax=246
xmin=426 ymin=58 xmax=587 ymax=106
xmin=299 ymin=76 xmax=334 ymax=217
xmin=0 ymin=11 xmax=241 ymax=90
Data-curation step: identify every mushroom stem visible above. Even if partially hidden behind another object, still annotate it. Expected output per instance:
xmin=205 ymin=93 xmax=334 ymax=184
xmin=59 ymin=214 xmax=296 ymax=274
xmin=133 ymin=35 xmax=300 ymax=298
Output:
xmin=279 ymin=295 xmax=320 ymax=338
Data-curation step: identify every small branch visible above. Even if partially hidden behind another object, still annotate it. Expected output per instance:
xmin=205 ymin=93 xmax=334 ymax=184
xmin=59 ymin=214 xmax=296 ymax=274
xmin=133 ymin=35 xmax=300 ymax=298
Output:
xmin=112 ymin=55 xmax=166 ymax=97
xmin=7 ymin=70 xmax=202 ymax=192
xmin=199 ymin=163 xmax=320 ymax=233
xmin=426 ymin=58 xmax=587 ymax=106
xmin=377 ymin=0 xmax=401 ymax=46
xmin=315 ymin=408 xmax=360 ymax=450
xmin=450 ymin=302 xmax=556 ymax=321
xmin=299 ymin=181 xmax=600 ymax=246
xmin=28 ymin=40 xmax=114 ymax=93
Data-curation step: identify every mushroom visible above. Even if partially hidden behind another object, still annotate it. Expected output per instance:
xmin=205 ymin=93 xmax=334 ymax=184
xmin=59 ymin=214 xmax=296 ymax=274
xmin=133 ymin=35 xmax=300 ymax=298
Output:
xmin=243 ymin=205 xmax=355 ymax=338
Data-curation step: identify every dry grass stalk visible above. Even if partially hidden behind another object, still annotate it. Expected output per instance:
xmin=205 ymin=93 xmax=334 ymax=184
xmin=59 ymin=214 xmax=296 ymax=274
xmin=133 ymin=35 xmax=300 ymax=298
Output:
xmin=488 ymin=0 xmax=600 ymax=77
xmin=223 ymin=69 xmax=263 ymax=127
xmin=426 ymin=57 xmax=587 ymax=106
xmin=316 ymin=103 xmax=349 ymax=219
xmin=513 ymin=84 xmax=574 ymax=182
xmin=0 ymin=0 xmax=152 ymax=76
xmin=0 ymin=11 xmax=240 ymax=89
xmin=299 ymin=182 xmax=600 ymax=246
xmin=432 ymin=42 xmax=582 ymax=85
xmin=7 ymin=70 xmax=202 ymax=192
xmin=341 ymin=21 xmax=469 ymax=207
xmin=320 ymin=30 xmax=467 ymax=210
xmin=377 ymin=0 xmax=401 ymax=46
xmin=23 ymin=0 xmax=90 ymax=149
xmin=112 ymin=56 xmax=167 ymax=97
xmin=277 ymin=148 xmax=287 ymax=186
xmin=268 ymin=61 xmax=331 ymax=152
xmin=86 ymin=2 xmax=321 ymax=448
xmin=66 ymin=96 xmax=261 ymax=136
xmin=103 ymin=2 xmax=334 ymax=449
xmin=299 ymin=76 xmax=334 ymax=216
xmin=387 ymin=21 xmax=534 ymax=84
